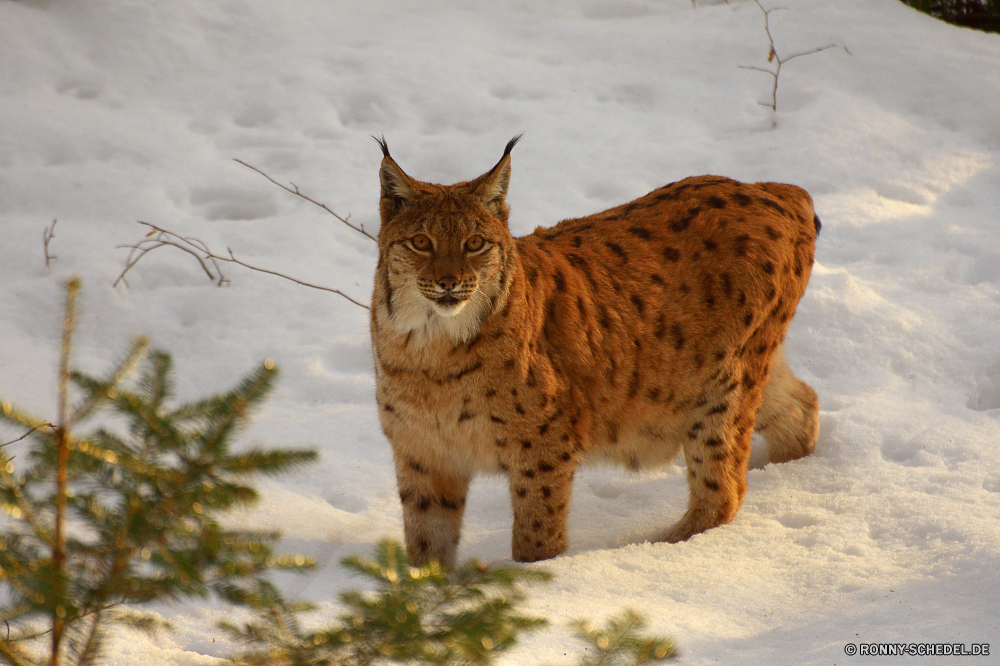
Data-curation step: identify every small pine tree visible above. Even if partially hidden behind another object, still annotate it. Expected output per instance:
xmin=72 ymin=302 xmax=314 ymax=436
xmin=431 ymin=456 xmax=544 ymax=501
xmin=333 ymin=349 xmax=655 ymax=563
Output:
xmin=222 ymin=539 xmax=552 ymax=666
xmin=223 ymin=540 xmax=679 ymax=666
xmin=0 ymin=279 xmax=317 ymax=666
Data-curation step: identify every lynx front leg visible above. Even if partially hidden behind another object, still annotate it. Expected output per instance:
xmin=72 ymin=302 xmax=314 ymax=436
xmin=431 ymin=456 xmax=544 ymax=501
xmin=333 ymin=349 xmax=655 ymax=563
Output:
xmin=508 ymin=459 xmax=576 ymax=563
xmin=395 ymin=454 xmax=470 ymax=569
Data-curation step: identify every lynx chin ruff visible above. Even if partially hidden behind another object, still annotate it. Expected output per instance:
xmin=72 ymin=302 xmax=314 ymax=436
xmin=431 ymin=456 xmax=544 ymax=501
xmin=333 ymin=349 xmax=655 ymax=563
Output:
xmin=370 ymin=136 xmax=820 ymax=566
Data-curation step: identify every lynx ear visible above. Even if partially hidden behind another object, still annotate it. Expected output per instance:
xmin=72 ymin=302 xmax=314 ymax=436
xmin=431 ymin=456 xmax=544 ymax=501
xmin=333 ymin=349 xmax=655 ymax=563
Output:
xmin=468 ymin=134 xmax=521 ymax=221
xmin=374 ymin=136 xmax=417 ymax=223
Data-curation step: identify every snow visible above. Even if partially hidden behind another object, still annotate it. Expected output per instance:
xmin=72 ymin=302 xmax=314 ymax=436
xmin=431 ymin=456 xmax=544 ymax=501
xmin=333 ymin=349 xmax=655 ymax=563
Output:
xmin=2 ymin=0 xmax=999 ymax=663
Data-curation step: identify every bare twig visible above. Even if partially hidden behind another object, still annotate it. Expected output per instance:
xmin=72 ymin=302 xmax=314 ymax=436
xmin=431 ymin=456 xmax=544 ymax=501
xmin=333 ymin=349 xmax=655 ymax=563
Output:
xmin=43 ymin=220 xmax=58 ymax=267
xmin=2 ymin=603 xmax=124 ymax=645
xmin=739 ymin=0 xmax=835 ymax=112
xmin=2 ymin=423 xmax=56 ymax=448
xmin=233 ymin=159 xmax=377 ymax=243
xmin=115 ymin=221 xmax=369 ymax=310
xmin=222 ymin=248 xmax=371 ymax=309
xmin=114 ymin=224 xmax=229 ymax=288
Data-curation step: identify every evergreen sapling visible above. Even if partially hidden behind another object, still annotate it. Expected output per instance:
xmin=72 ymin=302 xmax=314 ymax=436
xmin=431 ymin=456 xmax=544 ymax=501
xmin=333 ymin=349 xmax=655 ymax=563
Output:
xmin=0 ymin=279 xmax=316 ymax=666
xmin=223 ymin=540 xmax=678 ymax=666
xmin=222 ymin=539 xmax=551 ymax=666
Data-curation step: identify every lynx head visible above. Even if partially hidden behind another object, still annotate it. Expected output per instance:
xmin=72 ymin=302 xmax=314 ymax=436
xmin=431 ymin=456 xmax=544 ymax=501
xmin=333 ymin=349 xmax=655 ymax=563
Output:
xmin=374 ymin=136 xmax=521 ymax=341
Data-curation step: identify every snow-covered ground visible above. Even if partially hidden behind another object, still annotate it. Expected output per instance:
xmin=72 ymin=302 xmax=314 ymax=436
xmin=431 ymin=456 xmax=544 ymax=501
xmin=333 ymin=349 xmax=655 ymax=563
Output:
xmin=2 ymin=0 xmax=999 ymax=663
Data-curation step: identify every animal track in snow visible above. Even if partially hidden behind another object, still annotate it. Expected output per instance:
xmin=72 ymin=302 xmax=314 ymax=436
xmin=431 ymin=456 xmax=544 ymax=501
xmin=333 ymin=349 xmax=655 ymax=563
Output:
xmin=189 ymin=185 xmax=278 ymax=221
xmin=880 ymin=436 xmax=936 ymax=467
xmin=56 ymin=78 xmax=101 ymax=101
xmin=336 ymin=90 xmax=393 ymax=128
xmin=608 ymin=83 xmax=656 ymax=110
xmin=489 ymin=83 xmax=549 ymax=101
xmin=234 ymin=104 xmax=279 ymax=128
xmin=968 ymin=361 xmax=1000 ymax=412
xmin=776 ymin=513 xmax=820 ymax=529
xmin=590 ymin=483 xmax=625 ymax=500
xmin=580 ymin=1 xmax=655 ymax=20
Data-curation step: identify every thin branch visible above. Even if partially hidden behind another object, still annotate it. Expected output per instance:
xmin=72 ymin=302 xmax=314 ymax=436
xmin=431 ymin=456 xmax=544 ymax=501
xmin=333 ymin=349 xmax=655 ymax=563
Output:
xmin=737 ymin=65 xmax=776 ymax=75
xmin=44 ymin=220 xmax=58 ymax=267
xmin=4 ymin=603 xmax=124 ymax=644
xmin=115 ymin=221 xmax=369 ymax=310
xmin=740 ymin=0 xmax=836 ymax=112
xmin=2 ymin=422 xmax=56 ymax=448
xmin=224 ymin=248 xmax=371 ymax=309
xmin=114 ymin=225 xmax=227 ymax=287
xmin=233 ymin=159 xmax=377 ymax=243
xmin=782 ymin=43 xmax=836 ymax=64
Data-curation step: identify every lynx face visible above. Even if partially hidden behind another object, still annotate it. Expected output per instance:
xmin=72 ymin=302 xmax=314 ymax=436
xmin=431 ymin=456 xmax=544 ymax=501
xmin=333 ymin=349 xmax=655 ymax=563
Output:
xmin=381 ymin=197 xmax=503 ymax=333
xmin=375 ymin=142 xmax=518 ymax=342
xmin=370 ymin=136 xmax=820 ymax=567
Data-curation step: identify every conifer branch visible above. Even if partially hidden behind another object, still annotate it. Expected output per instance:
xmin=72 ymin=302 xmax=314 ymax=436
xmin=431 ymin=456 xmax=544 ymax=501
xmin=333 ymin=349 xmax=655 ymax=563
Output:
xmin=71 ymin=609 xmax=104 ymax=666
xmin=233 ymin=159 xmax=377 ymax=243
xmin=0 ymin=636 xmax=35 ymax=666
xmin=51 ymin=278 xmax=80 ymax=666
xmin=68 ymin=337 xmax=149 ymax=428
xmin=566 ymin=610 xmax=677 ymax=665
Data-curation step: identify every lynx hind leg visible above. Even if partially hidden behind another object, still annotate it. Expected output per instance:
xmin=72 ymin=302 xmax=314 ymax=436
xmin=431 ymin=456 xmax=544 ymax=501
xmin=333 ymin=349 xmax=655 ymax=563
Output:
xmin=755 ymin=344 xmax=819 ymax=465
xmin=661 ymin=384 xmax=759 ymax=544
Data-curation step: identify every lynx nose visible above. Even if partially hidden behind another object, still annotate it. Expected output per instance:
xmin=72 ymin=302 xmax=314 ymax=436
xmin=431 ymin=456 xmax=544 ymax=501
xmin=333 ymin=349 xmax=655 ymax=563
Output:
xmin=437 ymin=275 xmax=459 ymax=292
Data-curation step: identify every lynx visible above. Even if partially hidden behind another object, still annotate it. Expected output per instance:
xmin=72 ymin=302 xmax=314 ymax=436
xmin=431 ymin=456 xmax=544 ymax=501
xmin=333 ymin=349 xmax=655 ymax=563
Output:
xmin=370 ymin=136 xmax=820 ymax=566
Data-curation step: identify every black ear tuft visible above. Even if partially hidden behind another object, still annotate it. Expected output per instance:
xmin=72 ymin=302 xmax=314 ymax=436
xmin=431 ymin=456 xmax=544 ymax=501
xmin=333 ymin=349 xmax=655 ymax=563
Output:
xmin=503 ymin=133 xmax=523 ymax=158
xmin=372 ymin=135 xmax=391 ymax=159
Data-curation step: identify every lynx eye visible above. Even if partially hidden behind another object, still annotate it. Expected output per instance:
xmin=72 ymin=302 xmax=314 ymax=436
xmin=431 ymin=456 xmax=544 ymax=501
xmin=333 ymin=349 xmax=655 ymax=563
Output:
xmin=465 ymin=235 xmax=486 ymax=252
xmin=411 ymin=234 xmax=432 ymax=251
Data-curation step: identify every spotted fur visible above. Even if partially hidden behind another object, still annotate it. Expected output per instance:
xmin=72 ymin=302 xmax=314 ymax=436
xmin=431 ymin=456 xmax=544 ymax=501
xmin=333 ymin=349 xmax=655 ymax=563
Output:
xmin=370 ymin=138 xmax=820 ymax=566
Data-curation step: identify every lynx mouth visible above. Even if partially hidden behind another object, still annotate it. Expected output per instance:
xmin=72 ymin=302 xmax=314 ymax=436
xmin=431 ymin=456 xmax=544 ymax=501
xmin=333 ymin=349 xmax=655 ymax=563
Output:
xmin=429 ymin=293 xmax=471 ymax=317
xmin=435 ymin=294 xmax=462 ymax=306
